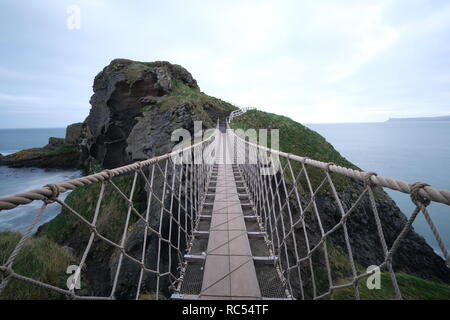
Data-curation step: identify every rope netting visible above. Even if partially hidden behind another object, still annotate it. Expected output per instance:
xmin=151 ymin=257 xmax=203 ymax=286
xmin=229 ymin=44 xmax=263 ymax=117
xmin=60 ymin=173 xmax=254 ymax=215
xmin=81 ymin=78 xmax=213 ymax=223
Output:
xmin=228 ymin=110 xmax=450 ymax=300
xmin=0 ymin=131 xmax=217 ymax=299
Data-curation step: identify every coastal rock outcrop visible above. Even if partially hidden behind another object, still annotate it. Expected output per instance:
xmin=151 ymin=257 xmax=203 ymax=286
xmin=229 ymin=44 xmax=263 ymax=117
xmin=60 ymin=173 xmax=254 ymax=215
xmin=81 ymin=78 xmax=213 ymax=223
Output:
xmin=38 ymin=59 xmax=236 ymax=298
xmin=0 ymin=122 xmax=84 ymax=169
xmin=82 ymin=59 xmax=230 ymax=169
xmin=65 ymin=122 xmax=84 ymax=145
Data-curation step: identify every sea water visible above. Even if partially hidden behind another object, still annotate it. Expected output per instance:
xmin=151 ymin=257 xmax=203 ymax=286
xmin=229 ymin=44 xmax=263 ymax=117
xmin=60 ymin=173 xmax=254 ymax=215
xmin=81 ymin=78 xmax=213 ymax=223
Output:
xmin=306 ymin=121 xmax=450 ymax=253
xmin=0 ymin=128 xmax=81 ymax=233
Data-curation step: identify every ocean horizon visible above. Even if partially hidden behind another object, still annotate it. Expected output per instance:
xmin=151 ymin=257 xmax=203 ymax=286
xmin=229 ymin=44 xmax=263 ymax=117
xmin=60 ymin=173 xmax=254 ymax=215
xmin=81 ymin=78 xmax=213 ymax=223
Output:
xmin=0 ymin=127 xmax=66 ymax=155
xmin=306 ymin=120 xmax=450 ymax=254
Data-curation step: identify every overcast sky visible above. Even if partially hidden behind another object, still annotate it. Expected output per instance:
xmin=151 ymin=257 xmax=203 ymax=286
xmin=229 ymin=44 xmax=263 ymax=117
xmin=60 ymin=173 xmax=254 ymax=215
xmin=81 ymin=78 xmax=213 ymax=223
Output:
xmin=0 ymin=0 xmax=449 ymax=128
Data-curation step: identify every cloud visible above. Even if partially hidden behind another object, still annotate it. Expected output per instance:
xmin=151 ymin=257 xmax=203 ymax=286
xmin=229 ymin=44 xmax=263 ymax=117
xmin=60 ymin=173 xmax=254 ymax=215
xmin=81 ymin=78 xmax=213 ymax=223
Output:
xmin=0 ymin=92 xmax=47 ymax=105
xmin=0 ymin=0 xmax=450 ymax=126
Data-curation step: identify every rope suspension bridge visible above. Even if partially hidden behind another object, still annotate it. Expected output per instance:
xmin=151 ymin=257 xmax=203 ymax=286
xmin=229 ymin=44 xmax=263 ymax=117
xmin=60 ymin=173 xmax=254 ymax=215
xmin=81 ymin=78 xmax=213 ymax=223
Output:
xmin=0 ymin=108 xmax=449 ymax=300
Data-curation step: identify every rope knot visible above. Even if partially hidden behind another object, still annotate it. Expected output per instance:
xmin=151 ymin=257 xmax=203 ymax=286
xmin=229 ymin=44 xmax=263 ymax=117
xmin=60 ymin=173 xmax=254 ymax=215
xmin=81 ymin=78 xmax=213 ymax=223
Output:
xmin=364 ymin=172 xmax=378 ymax=187
xmin=325 ymin=162 xmax=336 ymax=172
xmin=102 ymin=169 xmax=114 ymax=180
xmin=410 ymin=182 xmax=431 ymax=207
xmin=302 ymin=156 xmax=310 ymax=165
xmin=43 ymin=184 xmax=60 ymax=203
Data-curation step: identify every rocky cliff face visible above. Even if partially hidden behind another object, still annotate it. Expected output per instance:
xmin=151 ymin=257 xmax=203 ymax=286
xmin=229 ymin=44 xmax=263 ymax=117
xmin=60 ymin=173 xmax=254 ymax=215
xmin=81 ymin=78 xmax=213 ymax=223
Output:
xmin=38 ymin=59 xmax=236 ymax=298
xmin=82 ymin=59 xmax=224 ymax=170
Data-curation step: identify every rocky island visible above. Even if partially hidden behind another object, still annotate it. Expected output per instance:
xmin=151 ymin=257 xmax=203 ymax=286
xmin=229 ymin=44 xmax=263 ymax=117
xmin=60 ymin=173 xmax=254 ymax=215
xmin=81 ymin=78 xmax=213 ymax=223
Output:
xmin=387 ymin=115 xmax=450 ymax=122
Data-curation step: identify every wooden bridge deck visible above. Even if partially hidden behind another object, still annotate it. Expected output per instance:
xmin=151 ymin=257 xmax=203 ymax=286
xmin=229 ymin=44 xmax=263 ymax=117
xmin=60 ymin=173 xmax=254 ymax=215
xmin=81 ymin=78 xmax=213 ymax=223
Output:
xmin=200 ymin=131 xmax=261 ymax=299
xmin=173 ymin=130 xmax=288 ymax=300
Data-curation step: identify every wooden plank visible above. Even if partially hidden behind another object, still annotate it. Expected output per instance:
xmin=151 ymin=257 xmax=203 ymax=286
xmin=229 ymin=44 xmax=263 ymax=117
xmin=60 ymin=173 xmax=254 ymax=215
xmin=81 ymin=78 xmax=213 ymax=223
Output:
xmin=200 ymin=133 xmax=262 ymax=299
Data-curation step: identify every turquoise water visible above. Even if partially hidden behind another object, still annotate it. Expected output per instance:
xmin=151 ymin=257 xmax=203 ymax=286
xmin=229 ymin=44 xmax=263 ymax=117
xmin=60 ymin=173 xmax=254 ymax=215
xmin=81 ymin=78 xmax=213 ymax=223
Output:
xmin=0 ymin=128 xmax=80 ymax=233
xmin=306 ymin=121 xmax=450 ymax=253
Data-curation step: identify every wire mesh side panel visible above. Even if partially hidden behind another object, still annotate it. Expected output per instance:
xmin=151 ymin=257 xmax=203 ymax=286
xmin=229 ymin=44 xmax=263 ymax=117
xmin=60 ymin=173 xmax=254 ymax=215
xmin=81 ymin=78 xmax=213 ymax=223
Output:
xmin=0 ymin=134 xmax=216 ymax=300
xmin=229 ymin=126 xmax=450 ymax=300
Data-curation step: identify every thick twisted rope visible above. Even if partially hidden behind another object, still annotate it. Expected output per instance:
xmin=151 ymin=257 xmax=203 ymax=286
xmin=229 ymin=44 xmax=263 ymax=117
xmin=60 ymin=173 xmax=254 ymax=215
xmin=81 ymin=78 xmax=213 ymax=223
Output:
xmin=229 ymin=107 xmax=450 ymax=301
xmin=0 ymin=135 xmax=214 ymax=211
xmin=227 ymin=123 xmax=450 ymax=206
xmin=1 ymin=129 xmax=218 ymax=300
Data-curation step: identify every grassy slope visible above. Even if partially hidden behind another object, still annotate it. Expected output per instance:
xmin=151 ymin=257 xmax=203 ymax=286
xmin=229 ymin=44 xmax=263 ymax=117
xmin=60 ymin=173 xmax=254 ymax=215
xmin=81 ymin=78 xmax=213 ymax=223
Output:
xmin=0 ymin=175 xmax=143 ymax=299
xmin=231 ymin=110 xmax=450 ymax=300
xmin=143 ymin=80 xmax=237 ymax=128
xmin=2 ymin=144 xmax=77 ymax=161
xmin=334 ymin=273 xmax=450 ymax=300
xmin=230 ymin=110 xmax=359 ymax=194
xmin=230 ymin=110 xmax=355 ymax=167
xmin=0 ymin=231 xmax=73 ymax=299
xmin=38 ymin=175 xmax=144 ymax=248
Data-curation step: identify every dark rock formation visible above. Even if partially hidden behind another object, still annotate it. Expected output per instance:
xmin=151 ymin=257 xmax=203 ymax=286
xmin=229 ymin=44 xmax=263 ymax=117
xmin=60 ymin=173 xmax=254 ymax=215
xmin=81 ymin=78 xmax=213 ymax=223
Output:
xmin=65 ymin=122 xmax=84 ymax=145
xmin=82 ymin=58 xmax=230 ymax=169
xmin=0 ymin=123 xmax=84 ymax=169
xmin=38 ymin=59 xmax=236 ymax=299
xmin=45 ymin=137 xmax=65 ymax=149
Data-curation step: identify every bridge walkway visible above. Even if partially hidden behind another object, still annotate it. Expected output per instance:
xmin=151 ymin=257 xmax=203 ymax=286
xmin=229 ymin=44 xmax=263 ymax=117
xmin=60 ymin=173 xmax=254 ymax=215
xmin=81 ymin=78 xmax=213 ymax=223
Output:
xmin=173 ymin=128 xmax=288 ymax=300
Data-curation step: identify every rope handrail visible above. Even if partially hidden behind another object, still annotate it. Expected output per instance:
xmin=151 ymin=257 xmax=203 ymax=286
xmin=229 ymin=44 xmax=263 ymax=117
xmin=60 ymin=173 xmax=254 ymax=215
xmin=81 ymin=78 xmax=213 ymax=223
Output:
xmin=0 ymin=108 xmax=449 ymax=300
xmin=226 ymin=110 xmax=449 ymax=300
xmin=0 ymin=124 xmax=218 ymax=300
xmin=227 ymin=110 xmax=450 ymax=206
xmin=0 ymin=132 xmax=215 ymax=211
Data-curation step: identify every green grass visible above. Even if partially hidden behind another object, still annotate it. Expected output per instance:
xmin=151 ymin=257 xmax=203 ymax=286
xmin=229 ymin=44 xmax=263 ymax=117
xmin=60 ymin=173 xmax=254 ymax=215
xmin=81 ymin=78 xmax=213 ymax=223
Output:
xmin=136 ymin=61 xmax=157 ymax=68
xmin=230 ymin=110 xmax=356 ymax=168
xmin=142 ymin=104 xmax=158 ymax=112
xmin=3 ymin=148 xmax=46 ymax=160
xmin=230 ymin=110 xmax=450 ymax=300
xmin=144 ymin=80 xmax=237 ymax=128
xmin=39 ymin=175 xmax=144 ymax=247
xmin=230 ymin=110 xmax=359 ymax=194
xmin=334 ymin=272 xmax=450 ymax=300
xmin=296 ymin=241 xmax=450 ymax=300
xmin=0 ymin=231 xmax=73 ymax=299
xmin=172 ymin=80 xmax=236 ymax=113
xmin=124 ymin=62 xmax=151 ymax=85
xmin=47 ymin=144 xmax=77 ymax=155
xmin=3 ymin=144 xmax=77 ymax=160
xmin=115 ymin=60 xmax=237 ymax=126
